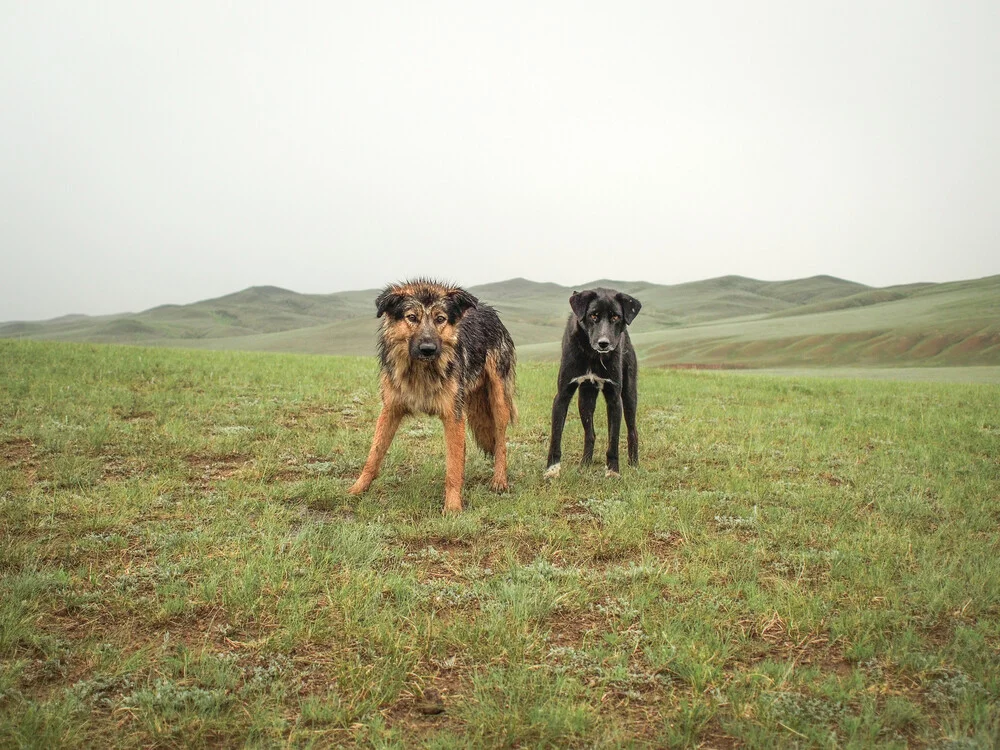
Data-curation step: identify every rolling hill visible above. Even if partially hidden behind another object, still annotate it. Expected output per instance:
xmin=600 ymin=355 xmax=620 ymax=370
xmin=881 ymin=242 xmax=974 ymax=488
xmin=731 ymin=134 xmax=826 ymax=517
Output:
xmin=633 ymin=275 xmax=1000 ymax=368
xmin=3 ymin=274 xmax=999 ymax=368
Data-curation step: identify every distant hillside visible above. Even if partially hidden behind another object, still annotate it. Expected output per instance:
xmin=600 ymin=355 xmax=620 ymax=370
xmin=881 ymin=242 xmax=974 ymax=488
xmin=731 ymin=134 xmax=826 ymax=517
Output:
xmin=0 ymin=285 xmax=378 ymax=344
xmin=631 ymin=275 xmax=1000 ymax=368
xmin=3 ymin=274 xmax=999 ymax=368
xmin=589 ymin=275 xmax=870 ymax=328
xmin=0 ymin=275 xmax=867 ymax=350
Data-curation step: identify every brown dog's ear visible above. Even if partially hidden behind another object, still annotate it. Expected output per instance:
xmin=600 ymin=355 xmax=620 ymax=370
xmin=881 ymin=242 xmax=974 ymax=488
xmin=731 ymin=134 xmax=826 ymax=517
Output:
xmin=445 ymin=289 xmax=478 ymax=321
xmin=375 ymin=289 xmax=405 ymax=318
xmin=569 ymin=290 xmax=597 ymax=321
xmin=616 ymin=292 xmax=642 ymax=324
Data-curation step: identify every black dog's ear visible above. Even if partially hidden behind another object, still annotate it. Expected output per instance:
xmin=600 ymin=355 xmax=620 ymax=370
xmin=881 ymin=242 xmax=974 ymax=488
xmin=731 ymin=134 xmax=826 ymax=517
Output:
xmin=616 ymin=292 xmax=642 ymax=324
xmin=569 ymin=290 xmax=596 ymax=321
xmin=375 ymin=290 xmax=405 ymax=319
xmin=445 ymin=289 xmax=478 ymax=321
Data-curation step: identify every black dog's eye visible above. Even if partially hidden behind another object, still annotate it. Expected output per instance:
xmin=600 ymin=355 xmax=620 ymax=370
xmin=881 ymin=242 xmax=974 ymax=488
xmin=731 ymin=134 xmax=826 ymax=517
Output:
xmin=406 ymin=313 xmax=419 ymax=323
xmin=611 ymin=314 xmax=620 ymax=322
xmin=435 ymin=315 xmax=446 ymax=325
xmin=590 ymin=313 xmax=599 ymax=321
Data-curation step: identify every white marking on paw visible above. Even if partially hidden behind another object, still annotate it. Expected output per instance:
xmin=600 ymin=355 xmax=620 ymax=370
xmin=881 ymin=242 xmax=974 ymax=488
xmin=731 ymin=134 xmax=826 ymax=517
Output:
xmin=544 ymin=463 xmax=561 ymax=479
xmin=605 ymin=468 xmax=620 ymax=478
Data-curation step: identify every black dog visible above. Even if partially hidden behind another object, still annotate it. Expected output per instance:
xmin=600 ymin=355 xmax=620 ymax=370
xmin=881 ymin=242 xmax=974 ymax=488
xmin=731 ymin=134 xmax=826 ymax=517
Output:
xmin=545 ymin=288 xmax=641 ymax=478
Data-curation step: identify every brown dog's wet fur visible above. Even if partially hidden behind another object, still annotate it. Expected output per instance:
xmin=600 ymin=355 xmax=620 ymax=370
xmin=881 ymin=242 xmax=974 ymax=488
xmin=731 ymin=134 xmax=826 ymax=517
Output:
xmin=348 ymin=279 xmax=516 ymax=513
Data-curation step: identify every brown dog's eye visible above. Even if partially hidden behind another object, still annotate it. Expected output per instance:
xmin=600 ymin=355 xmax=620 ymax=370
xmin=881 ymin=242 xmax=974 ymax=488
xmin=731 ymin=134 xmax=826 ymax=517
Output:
xmin=435 ymin=315 xmax=446 ymax=325
xmin=406 ymin=313 xmax=418 ymax=323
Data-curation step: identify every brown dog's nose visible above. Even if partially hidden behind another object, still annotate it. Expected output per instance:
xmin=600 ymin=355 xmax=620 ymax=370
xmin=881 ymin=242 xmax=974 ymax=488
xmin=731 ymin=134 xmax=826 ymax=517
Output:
xmin=418 ymin=341 xmax=439 ymax=357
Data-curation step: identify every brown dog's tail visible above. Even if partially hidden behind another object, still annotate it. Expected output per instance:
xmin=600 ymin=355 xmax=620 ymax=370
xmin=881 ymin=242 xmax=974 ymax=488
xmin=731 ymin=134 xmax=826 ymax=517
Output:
xmin=466 ymin=355 xmax=516 ymax=456
xmin=497 ymin=358 xmax=517 ymax=426
xmin=466 ymin=386 xmax=496 ymax=456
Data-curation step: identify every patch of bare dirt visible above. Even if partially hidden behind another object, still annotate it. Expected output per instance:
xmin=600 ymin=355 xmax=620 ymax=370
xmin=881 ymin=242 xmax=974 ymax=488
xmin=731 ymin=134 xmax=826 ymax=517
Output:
xmin=699 ymin=721 xmax=744 ymax=749
xmin=400 ymin=538 xmax=485 ymax=584
xmin=1 ymin=437 xmax=38 ymax=484
xmin=113 ymin=408 xmax=155 ymax=422
xmin=101 ymin=453 xmax=149 ymax=481
xmin=819 ymin=472 xmax=852 ymax=487
xmin=268 ymin=467 xmax=304 ymax=483
xmin=279 ymin=404 xmax=341 ymax=428
xmin=647 ymin=530 xmax=685 ymax=560
xmin=185 ymin=452 xmax=252 ymax=487
xmin=560 ymin=498 xmax=598 ymax=523
xmin=18 ymin=578 xmax=260 ymax=703
xmin=545 ymin=607 xmax=605 ymax=648
xmin=1 ymin=437 xmax=36 ymax=463
xmin=401 ymin=538 xmax=471 ymax=557
xmin=382 ymin=656 xmax=472 ymax=738
xmin=737 ymin=612 xmax=851 ymax=674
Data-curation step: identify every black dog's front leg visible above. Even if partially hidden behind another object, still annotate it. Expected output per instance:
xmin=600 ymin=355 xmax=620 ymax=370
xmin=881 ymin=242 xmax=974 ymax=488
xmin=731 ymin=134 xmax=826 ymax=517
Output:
xmin=545 ymin=382 xmax=578 ymax=477
xmin=578 ymin=385 xmax=599 ymax=465
xmin=604 ymin=387 xmax=624 ymax=476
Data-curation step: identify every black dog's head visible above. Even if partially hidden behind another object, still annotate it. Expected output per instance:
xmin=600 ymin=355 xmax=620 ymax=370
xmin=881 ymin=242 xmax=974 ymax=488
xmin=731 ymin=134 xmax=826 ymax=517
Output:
xmin=569 ymin=288 xmax=641 ymax=355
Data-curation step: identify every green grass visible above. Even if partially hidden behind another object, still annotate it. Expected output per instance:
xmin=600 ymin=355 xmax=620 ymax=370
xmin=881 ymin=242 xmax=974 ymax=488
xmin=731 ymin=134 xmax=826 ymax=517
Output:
xmin=2 ymin=340 xmax=999 ymax=747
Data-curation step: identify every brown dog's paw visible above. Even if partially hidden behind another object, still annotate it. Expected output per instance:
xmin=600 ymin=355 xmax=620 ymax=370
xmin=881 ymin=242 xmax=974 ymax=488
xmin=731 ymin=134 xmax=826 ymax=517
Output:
xmin=490 ymin=477 xmax=509 ymax=493
xmin=347 ymin=478 xmax=369 ymax=495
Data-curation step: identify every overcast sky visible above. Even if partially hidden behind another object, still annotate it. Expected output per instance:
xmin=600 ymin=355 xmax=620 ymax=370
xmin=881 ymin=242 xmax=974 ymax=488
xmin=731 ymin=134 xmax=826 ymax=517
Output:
xmin=2 ymin=1 xmax=998 ymax=320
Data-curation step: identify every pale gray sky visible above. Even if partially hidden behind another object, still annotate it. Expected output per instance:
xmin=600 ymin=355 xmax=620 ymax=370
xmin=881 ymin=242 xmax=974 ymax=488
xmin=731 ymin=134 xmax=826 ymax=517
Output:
xmin=2 ymin=1 xmax=998 ymax=321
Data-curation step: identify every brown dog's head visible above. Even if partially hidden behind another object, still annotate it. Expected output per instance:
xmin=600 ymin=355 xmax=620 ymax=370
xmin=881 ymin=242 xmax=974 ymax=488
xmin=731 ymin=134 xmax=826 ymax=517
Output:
xmin=376 ymin=280 xmax=478 ymax=362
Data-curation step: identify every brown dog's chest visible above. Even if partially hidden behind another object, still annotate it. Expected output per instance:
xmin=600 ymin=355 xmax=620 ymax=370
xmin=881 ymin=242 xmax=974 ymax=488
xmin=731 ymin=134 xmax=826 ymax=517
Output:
xmin=387 ymin=363 xmax=459 ymax=416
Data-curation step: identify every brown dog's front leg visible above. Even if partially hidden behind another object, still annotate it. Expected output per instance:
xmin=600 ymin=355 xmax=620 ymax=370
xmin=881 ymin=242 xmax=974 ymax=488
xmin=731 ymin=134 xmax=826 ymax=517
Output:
xmin=348 ymin=406 xmax=404 ymax=495
xmin=441 ymin=413 xmax=466 ymax=513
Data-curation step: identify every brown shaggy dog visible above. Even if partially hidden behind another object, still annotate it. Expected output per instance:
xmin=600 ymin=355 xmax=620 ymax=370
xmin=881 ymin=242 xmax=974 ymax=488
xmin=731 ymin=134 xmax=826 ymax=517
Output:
xmin=348 ymin=279 xmax=517 ymax=513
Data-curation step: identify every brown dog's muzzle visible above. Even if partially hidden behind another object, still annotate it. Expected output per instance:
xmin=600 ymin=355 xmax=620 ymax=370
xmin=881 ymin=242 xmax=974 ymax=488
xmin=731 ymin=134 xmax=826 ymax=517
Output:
xmin=411 ymin=319 xmax=441 ymax=360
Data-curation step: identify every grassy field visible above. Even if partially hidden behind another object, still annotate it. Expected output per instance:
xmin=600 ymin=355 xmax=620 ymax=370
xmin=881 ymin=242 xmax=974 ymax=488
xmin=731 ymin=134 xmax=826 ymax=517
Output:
xmin=2 ymin=340 xmax=999 ymax=748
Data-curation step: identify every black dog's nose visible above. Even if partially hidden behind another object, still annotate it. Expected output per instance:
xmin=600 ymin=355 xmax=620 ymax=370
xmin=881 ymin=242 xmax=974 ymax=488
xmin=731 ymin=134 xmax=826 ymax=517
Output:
xmin=418 ymin=342 xmax=439 ymax=356
xmin=597 ymin=338 xmax=611 ymax=351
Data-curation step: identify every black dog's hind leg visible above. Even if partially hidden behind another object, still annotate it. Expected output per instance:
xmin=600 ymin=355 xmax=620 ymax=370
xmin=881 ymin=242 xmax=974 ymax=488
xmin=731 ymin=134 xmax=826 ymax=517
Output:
xmin=622 ymin=370 xmax=639 ymax=467
xmin=545 ymin=382 xmax=578 ymax=477
xmin=604 ymin=387 xmax=624 ymax=477
xmin=578 ymin=385 xmax=599 ymax=465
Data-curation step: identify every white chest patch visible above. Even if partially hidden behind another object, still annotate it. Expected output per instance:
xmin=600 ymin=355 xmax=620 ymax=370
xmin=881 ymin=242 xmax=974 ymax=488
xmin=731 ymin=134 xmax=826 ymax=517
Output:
xmin=570 ymin=372 xmax=615 ymax=390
